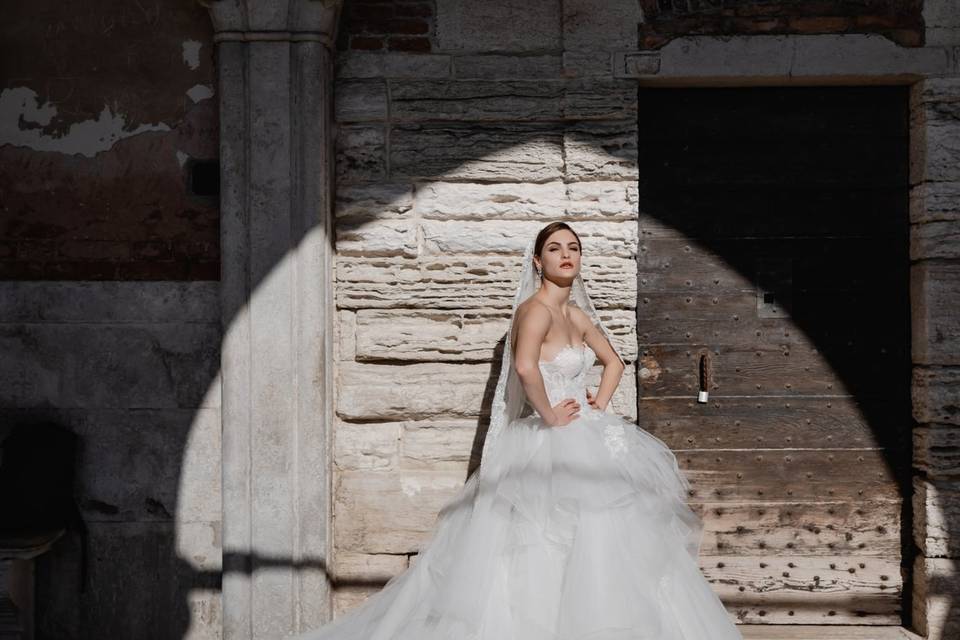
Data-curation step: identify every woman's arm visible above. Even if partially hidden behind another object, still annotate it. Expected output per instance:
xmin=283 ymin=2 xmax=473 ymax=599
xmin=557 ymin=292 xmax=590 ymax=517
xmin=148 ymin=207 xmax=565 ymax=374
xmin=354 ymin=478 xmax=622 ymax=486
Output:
xmin=571 ymin=306 xmax=624 ymax=412
xmin=512 ymin=303 xmax=578 ymax=426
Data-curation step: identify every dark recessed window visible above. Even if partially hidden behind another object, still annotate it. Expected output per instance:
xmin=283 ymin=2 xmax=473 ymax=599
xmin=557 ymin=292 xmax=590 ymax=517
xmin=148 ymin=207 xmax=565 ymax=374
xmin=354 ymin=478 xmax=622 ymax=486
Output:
xmin=189 ymin=159 xmax=220 ymax=197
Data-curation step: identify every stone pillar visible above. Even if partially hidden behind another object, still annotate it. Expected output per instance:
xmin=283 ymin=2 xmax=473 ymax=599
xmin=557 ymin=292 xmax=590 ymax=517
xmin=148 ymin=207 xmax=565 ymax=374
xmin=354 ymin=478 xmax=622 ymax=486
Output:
xmin=909 ymin=72 xmax=960 ymax=640
xmin=198 ymin=1 xmax=342 ymax=637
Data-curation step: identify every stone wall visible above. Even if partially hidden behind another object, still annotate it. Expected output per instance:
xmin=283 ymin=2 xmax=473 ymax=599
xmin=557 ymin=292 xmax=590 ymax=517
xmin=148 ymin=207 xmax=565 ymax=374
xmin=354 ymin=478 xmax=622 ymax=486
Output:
xmin=329 ymin=0 xmax=644 ymax=614
xmin=0 ymin=281 xmax=222 ymax=639
xmin=328 ymin=1 xmax=960 ymax=636
xmin=909 ymin=75 xmax=960 ymax=640
xmin=638 ymin=0 xmax=927 ymax=49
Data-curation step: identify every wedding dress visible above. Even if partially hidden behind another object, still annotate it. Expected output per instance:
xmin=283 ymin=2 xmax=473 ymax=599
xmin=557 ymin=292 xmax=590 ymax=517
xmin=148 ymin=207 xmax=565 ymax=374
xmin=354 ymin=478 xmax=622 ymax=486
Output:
xmin=292 ymin=237 xmax=743 ymax=640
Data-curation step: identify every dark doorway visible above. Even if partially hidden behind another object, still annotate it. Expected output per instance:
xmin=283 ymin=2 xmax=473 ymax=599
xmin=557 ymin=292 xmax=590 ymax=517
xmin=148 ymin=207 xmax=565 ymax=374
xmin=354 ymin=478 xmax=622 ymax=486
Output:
xmin=637 ymin=86 xmax=913 ymax=625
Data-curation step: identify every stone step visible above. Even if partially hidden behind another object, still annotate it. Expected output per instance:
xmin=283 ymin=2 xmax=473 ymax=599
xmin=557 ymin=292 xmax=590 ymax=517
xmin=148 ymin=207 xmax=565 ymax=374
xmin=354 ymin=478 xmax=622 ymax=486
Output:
xmin=740 ymin=625 xmax=922 ymax=640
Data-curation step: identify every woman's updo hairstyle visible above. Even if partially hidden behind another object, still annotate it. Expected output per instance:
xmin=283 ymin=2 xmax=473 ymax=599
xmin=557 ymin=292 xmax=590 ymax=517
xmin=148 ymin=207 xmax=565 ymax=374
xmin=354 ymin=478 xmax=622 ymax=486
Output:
xmin=533 ymin=222 xmax=583 ymax=263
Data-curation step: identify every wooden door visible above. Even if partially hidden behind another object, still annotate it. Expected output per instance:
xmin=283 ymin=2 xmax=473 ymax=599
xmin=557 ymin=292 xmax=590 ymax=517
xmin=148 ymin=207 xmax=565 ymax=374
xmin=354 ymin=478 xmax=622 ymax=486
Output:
xmin=637 ymin=86 xmax=912 ymax=625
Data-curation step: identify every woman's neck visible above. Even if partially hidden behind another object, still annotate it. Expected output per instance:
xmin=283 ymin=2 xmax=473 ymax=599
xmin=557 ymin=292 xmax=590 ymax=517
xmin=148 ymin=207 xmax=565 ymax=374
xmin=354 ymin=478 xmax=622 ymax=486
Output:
xmin=536 ymin=278 xmax=572 ymax=311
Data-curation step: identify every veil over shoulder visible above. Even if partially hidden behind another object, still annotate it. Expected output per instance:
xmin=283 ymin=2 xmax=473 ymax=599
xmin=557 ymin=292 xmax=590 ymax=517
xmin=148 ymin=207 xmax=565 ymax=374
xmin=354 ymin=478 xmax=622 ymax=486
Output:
xmin=291 ymin=234 xmax=744 ymax=640
xmin=478 ymin=236 xmax=626 ymax=483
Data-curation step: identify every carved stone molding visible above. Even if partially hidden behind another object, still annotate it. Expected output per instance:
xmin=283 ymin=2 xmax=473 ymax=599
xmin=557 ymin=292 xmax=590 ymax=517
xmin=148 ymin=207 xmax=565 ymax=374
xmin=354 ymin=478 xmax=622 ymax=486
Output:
xmin=196 ymin=1 xmax=344 ymax=638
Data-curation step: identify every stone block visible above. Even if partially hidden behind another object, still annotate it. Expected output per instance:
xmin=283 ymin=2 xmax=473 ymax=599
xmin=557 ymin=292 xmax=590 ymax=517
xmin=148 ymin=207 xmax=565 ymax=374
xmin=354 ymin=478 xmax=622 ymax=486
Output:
xmin=566 ymin=180 xmax=639 ymax=219
xmin=913 ymin=476 xmax=960 ymax=557
xmin=564 ymin=120 xmax=639 ymax=181
xmin=335 ymin=183 xmax=414 ymax=219
xmin=562 ymin=50 xmax=614 ymax=77
xmin=335 ymin=125 xmax=386 ymax=184
xmin=912 ymin=77 xmax=960 ymax=105
xmin=452 ymin=54 xmax=562 ymax=79
xmin=389 ymin=123 xmax=564 ymax=182
xmin=924 ymin=0 xmax=960 ymax=46
xmin=335 ymin=254 xmax=637 ymax=310
xmin=337 ymin=362 xmax=489 ymax=420
xmin=335 ymin=51 xmax=451 ymax=79
xmin=413 ymin=180 xmax=567 ymax=219
xmin=913 ymin=365 xmax=960 ymax=425
xmin=419 ymin=219 xmax=639 ymax=258
xmin=913 ymin=555 xmax=960 ymax=640
xmin=354 ymin=308 xmax=510 ymax=362
xmin=331 ymin=551 xmax=408 ymax=582
xmin=562 ymin=0 xmax=639 ymax=52
xmin=401 ymin=422 xmax=477 ymax=470
xmin=435 ymin=0 xmax=561 ymax=53
xmin=332 ymin=586 xmax=379 ymax=618
xmin=562 ymin=0 xmax=639 ymax=76
xmin=0 ymin=323 xmax=220 ymax=410
xmin=334 ymin=422 xmax=402 ymax=470
xmin=390 ymin=79 xmax=563 ymax=121
xmin=915 ymin=424 xmax=960 ymax=476
xmin=910 ymin=181 xmax=960 ymax=224
xmin=335 ymin=218 xmax=419 ymax=257
xmin=334 ymin=80 xmax=388 ymax=122
xmin=911 ymin=219 xmax=960 ymax=260
xmin=412 ymin=180 xmax=637 ymax=221
xmin=0 ymin=281 xmax=220 ymax=324
xmin=911 ymin=262 xmax=960 ymax=365
xmin=334 ymin=470 xmax=467 ymax=553
xmin=562 ymin=79 xmax=639 ymax=120
xmin=910 ymin=82 xmax=960 ymax=184
xmin=353 ymin=306 xmax=637 ymax=363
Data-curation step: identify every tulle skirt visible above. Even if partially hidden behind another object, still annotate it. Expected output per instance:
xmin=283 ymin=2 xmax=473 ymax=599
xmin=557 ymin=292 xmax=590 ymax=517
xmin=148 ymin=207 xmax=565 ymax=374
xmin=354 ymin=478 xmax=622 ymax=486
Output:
xmin=293 ymin=406 xmax=743 ymax=640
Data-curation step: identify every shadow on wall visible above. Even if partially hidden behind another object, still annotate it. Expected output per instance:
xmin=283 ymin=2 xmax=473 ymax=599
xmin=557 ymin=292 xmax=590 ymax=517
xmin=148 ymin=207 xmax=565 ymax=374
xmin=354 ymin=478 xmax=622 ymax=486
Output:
xmin=12 ymin=84 xmax=947 ymax=640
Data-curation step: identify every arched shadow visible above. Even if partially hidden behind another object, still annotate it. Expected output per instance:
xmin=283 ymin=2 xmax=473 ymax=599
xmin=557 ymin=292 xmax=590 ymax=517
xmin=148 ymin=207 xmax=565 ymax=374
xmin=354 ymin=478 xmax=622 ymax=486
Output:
xmin=24 ymin=58 xmax=945 ymax=640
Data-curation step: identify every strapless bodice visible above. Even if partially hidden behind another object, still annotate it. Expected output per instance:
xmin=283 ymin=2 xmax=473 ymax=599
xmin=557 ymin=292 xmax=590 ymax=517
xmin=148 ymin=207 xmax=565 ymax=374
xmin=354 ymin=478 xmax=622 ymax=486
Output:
xmin=534 ymin=342 xmax=597 ymax=416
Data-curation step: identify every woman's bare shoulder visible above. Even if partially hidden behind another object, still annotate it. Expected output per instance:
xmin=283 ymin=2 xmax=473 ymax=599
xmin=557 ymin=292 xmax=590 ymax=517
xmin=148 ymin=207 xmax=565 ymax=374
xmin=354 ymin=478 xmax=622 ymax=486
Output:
xmin=515 ymin=296 xmax=551 ymax=323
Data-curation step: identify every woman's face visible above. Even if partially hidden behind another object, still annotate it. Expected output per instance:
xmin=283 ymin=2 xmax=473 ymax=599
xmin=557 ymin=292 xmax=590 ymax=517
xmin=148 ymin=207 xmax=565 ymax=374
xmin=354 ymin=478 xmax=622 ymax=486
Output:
xmin=535 ymin=229 xmax=581 ymax=282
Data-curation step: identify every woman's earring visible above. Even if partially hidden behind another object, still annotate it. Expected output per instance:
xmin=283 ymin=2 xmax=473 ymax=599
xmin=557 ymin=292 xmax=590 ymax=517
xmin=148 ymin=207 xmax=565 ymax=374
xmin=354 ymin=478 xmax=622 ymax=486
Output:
xmin=536 ymin=265 xmax=542 ymax=278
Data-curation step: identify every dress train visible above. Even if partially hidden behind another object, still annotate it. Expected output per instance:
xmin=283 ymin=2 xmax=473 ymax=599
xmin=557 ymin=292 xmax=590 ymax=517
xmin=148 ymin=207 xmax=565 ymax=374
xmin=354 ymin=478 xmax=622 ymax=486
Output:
xmin=293 ymin=342 xmax=743 ymax=639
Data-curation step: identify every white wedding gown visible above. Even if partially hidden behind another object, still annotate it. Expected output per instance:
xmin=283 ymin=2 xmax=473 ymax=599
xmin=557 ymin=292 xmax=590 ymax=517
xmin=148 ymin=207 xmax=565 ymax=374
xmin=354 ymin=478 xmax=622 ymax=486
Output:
xmin=294 ymin=342 xmax=743 ymax=639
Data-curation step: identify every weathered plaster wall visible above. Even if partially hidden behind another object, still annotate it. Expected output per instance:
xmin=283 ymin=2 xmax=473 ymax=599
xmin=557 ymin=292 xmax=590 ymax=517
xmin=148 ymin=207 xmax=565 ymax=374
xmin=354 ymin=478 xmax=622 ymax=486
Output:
xmin=0 ymin=0 xmax=219 ymax=280
xmin=0 ymin=1 xmax=222 ymax=638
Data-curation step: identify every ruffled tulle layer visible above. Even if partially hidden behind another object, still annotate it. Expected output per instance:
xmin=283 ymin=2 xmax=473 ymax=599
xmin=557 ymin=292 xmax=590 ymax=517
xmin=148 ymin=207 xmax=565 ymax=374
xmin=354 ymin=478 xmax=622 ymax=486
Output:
xmin=294 ymin=409 xmax=742 ymax=640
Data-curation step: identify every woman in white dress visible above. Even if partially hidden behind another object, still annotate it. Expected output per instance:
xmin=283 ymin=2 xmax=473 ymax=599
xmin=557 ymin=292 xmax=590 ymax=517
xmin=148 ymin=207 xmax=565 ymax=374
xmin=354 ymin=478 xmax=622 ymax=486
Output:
xmin=293 ymin=222 xmax=744 ymax=639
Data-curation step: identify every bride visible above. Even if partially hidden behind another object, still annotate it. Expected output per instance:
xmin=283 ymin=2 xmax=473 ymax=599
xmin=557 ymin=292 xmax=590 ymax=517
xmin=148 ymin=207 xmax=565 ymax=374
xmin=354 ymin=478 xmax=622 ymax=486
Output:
xmin=293 ymin=222 xmax=744 ymax=639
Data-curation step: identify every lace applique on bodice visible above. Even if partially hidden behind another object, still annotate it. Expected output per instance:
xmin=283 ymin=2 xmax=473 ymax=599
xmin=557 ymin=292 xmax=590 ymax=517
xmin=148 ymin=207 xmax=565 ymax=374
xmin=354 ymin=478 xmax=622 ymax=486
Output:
xmin=536 ymin=342 xmax=595 ymax=410
xmin=536 ymin=343 xmax=627 ymax=455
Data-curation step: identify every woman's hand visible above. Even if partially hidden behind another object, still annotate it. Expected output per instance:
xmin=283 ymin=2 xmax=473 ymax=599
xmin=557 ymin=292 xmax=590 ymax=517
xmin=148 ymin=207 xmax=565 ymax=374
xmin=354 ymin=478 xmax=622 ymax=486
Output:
xmin=545 ymin=398 xmax=580 ymax=426
xmin=586 ymin=388 xmax=605 ymax=412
